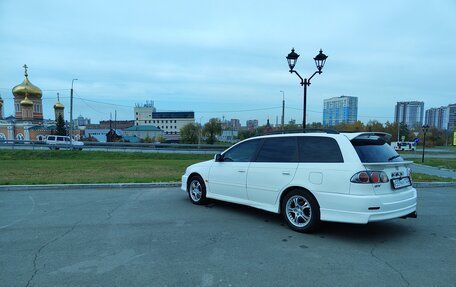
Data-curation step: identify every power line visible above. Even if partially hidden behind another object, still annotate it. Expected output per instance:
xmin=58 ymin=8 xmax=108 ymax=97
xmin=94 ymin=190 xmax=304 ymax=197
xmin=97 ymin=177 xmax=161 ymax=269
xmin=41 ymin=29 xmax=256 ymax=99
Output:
xmin=74 ymin=94 xmax=282 ymax=113
xmin=195 ymin=106 xmax=281 ymax=113
xmin=73 ymin=94 xmax=133 ymax=108
xmin=78 ymin=98 xmax=111 ymax=115
xmin=286 ymin=106 xmax=394 ymax=119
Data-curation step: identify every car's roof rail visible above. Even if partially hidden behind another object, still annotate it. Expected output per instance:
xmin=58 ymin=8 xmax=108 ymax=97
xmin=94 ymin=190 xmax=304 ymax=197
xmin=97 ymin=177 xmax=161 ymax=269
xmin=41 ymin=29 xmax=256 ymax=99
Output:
xmin=303 ymin=128 xmax=339 ymax=134
xmin=261 ymin=128 xmax=339 ymax=135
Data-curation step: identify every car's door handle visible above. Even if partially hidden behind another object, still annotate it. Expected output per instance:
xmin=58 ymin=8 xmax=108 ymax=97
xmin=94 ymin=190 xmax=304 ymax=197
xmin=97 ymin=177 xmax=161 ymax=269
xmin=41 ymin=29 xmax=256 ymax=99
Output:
xmin=282 ymin=172 xmax=291 ymax=175
xmin=238 ymin=170 xmax=246 ymax=173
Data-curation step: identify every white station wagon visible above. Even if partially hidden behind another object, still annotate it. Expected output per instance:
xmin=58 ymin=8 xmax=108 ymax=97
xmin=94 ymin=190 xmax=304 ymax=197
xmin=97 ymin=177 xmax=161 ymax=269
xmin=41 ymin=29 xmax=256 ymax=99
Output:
xmin=181 ymin=131 xmax=417 ymax=233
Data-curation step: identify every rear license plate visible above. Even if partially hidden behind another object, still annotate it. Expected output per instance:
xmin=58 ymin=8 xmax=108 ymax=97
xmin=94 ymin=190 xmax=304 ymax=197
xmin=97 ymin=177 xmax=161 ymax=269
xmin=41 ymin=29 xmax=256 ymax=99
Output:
xmin=391 ymin=176 xmax=412 ymax=189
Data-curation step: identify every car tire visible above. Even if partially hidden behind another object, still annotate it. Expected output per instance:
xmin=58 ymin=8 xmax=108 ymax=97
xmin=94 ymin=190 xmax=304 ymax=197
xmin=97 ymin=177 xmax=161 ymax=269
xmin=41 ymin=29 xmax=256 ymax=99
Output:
xmin=281 ymin=189 xmax=320 ymax=233
xmin=187 ymin=175 xmax=207 ymax=205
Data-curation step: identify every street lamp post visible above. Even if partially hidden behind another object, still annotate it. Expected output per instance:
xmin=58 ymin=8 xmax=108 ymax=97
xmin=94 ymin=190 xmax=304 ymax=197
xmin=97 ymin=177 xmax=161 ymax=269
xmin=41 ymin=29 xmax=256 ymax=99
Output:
xmin=421 ymin=125 xmax=429 ymax=163
xmin=70 ymin=78 xmax=78 ymax=146
xmin=286 ymin=48 xmax=328 ymax=131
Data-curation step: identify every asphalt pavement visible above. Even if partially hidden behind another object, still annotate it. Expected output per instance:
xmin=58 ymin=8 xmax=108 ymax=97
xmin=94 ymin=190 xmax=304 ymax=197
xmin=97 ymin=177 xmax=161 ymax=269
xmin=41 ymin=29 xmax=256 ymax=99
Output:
xmin=1 ymin=186 xmax=455 ymax=287
xmin=410 ymin=163 xmax=456 ymax=179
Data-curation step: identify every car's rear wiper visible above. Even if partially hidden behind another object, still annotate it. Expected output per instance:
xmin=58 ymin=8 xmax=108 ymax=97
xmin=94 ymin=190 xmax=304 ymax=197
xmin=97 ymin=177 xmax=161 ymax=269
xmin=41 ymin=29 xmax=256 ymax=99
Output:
xmin=388 ymin=155 xmax=401 ymax=161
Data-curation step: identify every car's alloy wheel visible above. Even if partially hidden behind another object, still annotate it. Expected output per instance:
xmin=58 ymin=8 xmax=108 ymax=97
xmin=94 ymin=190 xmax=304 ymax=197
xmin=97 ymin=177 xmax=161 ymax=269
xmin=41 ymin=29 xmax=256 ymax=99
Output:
xmin=282 ymin=190 xmax=320 ymax=233
xmin=286 ymin=195 xmax=312 ymax=227
xmin=188 ymin=176 xmax=207 ymax=205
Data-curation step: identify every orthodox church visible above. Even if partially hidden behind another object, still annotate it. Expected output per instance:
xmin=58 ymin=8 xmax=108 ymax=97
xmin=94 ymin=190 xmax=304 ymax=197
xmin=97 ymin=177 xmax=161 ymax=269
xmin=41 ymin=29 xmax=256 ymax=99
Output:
xmin=0 ymin=65 xmax=64 ymax=141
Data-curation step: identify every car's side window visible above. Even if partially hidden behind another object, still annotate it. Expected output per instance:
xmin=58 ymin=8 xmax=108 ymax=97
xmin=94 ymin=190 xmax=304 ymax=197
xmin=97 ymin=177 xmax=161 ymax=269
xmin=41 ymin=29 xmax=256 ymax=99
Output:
xmin=298 ymin=136 xmax=344 ymax=163
xmin=223 ymin=139 xmax=260 ymax=162
xmin=255 ymin=137 xmax=298 ymax=162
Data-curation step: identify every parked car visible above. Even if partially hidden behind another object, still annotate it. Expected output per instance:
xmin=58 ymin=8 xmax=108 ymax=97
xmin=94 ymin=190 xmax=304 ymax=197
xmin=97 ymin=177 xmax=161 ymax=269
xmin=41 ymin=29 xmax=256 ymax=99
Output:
xmin=46 ymin=135 xmax=84 ymax=150
xmin=181 ymin=131 xmax=417 ymax=233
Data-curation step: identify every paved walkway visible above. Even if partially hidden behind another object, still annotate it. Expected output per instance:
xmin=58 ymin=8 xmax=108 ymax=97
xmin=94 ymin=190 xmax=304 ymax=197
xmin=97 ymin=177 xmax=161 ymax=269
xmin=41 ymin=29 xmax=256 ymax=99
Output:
xmin=410 ymin=163 xmax=456 ymax=180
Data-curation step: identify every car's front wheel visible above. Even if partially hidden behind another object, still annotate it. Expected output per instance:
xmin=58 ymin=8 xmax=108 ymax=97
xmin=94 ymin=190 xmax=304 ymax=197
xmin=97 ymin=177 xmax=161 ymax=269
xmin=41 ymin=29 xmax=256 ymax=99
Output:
xmin=281 ymin=189 xmax=320 ymax=233
xmin=187 ymin=175 xmax=207 ymax=205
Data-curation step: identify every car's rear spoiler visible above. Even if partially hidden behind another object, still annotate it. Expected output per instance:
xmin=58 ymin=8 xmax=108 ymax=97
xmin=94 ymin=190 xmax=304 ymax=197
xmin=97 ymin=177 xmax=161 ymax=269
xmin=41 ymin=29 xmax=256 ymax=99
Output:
xmin=344 ymin=132 xmax=392 ymax=143
xmin=362 ymin=161 xmax=413 ymax=167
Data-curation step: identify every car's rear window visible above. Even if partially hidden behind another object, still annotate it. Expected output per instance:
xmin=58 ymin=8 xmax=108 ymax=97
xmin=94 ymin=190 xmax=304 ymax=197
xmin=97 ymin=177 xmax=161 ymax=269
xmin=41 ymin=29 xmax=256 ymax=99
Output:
xmin=352 ymin=138 xmax=403 ymax=163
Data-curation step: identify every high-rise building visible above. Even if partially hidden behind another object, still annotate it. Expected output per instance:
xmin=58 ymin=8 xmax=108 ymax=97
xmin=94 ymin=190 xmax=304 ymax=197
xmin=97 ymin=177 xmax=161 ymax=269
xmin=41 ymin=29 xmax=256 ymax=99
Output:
xmin=77 ymin=115 xmax=91 ymax=127
xmin=448 ymin=104 xmax=456 ymax=130
xmin=0 ymin=96 xmax=4 ymax=119
xmin=222 ymin=118 xmax=241 ymax=130
xmin=246 ymin=119 xmax=258 ymax=129
xmin=394 ymin=101 xmax=424 ymax=128
xmin=230 ymin=119 xmax=241 ymax=130
xmin=323 ymin=95 xmax=358 ymax=126
xmin=425 ymin=106 xmax=449 ymax=130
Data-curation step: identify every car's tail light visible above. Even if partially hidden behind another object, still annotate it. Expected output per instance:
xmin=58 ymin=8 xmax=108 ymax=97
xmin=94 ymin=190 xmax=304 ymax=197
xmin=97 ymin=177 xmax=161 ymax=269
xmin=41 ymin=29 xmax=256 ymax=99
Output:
xmin=351 ymin=171 xmax=389 ymax=184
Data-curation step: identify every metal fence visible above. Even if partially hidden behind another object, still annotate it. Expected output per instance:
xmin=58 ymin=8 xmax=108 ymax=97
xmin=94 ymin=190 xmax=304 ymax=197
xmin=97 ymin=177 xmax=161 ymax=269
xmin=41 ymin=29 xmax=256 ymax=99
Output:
xmin=0 ymin=140 xmax=230 ymax=154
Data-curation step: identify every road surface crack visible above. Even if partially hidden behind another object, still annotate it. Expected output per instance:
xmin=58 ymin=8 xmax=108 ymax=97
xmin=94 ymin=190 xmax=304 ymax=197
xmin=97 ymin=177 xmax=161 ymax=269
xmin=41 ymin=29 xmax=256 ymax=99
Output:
xmin=25 ymin=220 xmax=81 ymax=287
xmin=106 ymin=190 xmax=145 ymax=221
xmin=370 ymin=246 xmax=410 ymax=287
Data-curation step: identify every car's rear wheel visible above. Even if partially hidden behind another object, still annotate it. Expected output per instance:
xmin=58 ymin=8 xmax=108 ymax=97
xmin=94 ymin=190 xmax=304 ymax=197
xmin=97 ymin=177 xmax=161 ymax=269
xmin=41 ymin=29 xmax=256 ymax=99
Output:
xmin=187 ymin=176 xmax=207 ymax=205
xmin=281 ymin=189 xmax=320 ymax=233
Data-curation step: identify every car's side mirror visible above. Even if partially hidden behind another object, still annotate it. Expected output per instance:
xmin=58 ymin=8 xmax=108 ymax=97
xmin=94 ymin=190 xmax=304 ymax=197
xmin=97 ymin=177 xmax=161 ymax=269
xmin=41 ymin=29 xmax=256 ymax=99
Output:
xmin=214 ymin=153 xmax=223 ymax=162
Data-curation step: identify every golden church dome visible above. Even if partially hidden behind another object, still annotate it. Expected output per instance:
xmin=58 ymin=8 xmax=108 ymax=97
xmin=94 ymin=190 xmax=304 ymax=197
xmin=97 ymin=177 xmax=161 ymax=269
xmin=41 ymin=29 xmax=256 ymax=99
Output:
xmin=54 ymin=102 xmax=64 ymax=109
xmin=12 ymin=65 xmax=42 ymax=99
xmin=54 ymin=93 xmax=64 ymax=109
xmin=20 ymin=96 xmax=33 ymax=106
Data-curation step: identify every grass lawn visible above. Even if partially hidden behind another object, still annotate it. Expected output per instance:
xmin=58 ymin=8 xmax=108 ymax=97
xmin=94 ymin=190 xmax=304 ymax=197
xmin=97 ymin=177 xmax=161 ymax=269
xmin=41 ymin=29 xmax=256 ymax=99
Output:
xmin=1 ymin=150 xmax=453 ymax=185
xmin=412 ymin=172 xmax=454 ymax=182
xmin=0 ymin=150 xmax=213 ymax=185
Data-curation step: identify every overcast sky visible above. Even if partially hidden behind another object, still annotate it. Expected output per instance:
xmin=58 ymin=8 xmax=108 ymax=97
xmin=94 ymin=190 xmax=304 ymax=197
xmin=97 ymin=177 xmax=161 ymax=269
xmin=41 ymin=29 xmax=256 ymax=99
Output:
xmin=1 ymin=0 xmax=455 ymax=125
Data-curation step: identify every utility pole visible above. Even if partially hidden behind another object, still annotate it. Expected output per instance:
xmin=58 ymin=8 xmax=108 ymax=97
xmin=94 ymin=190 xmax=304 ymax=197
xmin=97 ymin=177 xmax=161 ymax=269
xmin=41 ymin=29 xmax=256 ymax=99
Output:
xmin=280 ymin=90 xmax=285 ymax=131
xmin=70 ymin=78 xmax=78 ymax=147
xmin=397 ymin=122 xmax=400 ymax=142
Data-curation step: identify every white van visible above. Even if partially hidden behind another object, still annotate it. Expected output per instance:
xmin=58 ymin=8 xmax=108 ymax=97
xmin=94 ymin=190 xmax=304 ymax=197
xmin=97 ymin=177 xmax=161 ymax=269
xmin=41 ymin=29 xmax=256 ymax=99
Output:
xmin=392 ymin=141 xmax=416 ymax=151
xmin=46 ymin=135 xmax=84 ymax=150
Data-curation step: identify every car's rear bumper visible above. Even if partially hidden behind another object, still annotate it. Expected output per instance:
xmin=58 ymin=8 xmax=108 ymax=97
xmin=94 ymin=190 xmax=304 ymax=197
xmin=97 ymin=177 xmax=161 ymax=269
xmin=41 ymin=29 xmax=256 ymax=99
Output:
xmin=181 ymin=175 xmax=189 ymax=192
xmin=318 ymin=187 xmax=417 ymax=224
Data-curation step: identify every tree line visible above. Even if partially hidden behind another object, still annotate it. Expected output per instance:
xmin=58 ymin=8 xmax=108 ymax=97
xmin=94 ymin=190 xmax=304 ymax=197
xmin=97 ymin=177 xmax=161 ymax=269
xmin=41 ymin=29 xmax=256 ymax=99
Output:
xmin=180 ymin=119 xmax=454 ymax=147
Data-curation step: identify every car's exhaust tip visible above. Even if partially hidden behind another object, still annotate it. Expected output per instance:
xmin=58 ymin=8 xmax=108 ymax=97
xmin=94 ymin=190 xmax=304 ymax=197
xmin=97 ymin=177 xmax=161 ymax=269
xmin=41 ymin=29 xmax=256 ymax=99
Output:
xmin=401 ymin=211 xmax=417 ymax=219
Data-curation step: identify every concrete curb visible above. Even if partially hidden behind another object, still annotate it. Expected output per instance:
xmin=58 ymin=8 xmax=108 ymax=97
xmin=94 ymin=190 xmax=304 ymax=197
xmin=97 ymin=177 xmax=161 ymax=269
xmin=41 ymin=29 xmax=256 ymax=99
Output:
xmin=0 ymin=182 xmax=181 ymax=191
xmin=0 ymin=181 xmax=455 ymax=191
